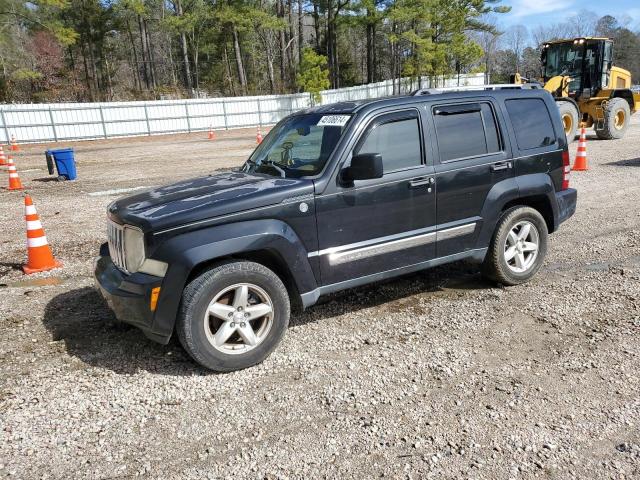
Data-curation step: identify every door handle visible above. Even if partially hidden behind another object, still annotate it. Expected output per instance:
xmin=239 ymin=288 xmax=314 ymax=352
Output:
xmin=409 ymin=176 xmax=435 ymax=188
xmin=491 ymin=161 xmax=512 ymax=171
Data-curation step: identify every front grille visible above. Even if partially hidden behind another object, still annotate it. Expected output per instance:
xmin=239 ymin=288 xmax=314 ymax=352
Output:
xmin=107 ymin=220 xmax=127 ymax=272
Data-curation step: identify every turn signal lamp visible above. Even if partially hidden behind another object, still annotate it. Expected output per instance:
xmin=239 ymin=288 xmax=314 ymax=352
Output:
xmin=150 ymin=287 xmax=161 ymax=312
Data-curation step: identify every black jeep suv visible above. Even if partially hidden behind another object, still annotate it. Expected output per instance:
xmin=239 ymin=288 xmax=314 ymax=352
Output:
xmin=95 ymin=87 xmax=577 ymax=371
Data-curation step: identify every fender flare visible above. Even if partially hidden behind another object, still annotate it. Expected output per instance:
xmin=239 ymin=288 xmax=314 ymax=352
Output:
xmin=476 ymin=174 xmax=558 ymax=248
xmin=476 ymin=177 xmax=519 ymax=248
xmin=149 ymin=219 xmax=318 ymax=338
xmin=516 ymin=173 xmax=558 ymax=231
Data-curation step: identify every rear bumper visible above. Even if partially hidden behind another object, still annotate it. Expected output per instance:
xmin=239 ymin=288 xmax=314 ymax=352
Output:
xmin=555 ymin=188 xmax=577 ymax=226
xmin=94 ymin=243 xmax=170 ymax=344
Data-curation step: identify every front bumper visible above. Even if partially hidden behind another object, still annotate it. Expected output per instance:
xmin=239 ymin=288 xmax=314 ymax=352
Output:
xmin=555 ymin=187 xmax=577 ymax=226
xmin=94 ymin=243 xmax=169 ymax=344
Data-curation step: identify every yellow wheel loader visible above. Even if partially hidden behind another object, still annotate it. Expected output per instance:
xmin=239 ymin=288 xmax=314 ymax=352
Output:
xmin=513 ymin=37 xmax=640 ymax=142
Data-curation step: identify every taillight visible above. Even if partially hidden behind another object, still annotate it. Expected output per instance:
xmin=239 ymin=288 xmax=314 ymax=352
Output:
xmin=561 ymin=150 xmax=571 ymax=190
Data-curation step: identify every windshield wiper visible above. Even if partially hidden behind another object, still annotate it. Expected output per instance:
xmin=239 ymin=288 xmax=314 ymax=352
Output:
xmin=246 ymin=158 xmax=290 ymax=177
xmin=262 ymin=160 xmax=288 ymax=178
xmin=240 ymin=159 xmax=257 ymax=173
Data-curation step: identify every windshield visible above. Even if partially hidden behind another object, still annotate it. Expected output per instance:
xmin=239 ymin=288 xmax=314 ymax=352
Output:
xmin=544 ymin=41 xmax=608 ymax=92
xmin=543 ymin=42 xmax=598 ymax=93
xmin=544 ymin=43 xmax=584 ymax=79
xmin=241 ymin=113 xmax=351 ymax=178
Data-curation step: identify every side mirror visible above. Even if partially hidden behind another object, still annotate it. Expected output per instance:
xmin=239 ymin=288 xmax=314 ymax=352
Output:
xmin=343 ymin=153 xmax=383 ymax=182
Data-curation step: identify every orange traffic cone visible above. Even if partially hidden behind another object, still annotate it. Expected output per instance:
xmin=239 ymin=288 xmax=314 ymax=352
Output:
xmin=208 ymin=126 xmax=215 ymax=140
xmin=10 ymin=134 xmax=20 ymax=152
xmin=0 ymin=145 xmax=7 ymax=166
xmin=23 ymin=195 xmax=62 ymax=274
xmin=6 ymin=156 xmax=23 ymax=190
xmin=256 ymin=127 xmax=263 ymax=145
xmin=573 ymin=127 xmax=588 ymax=171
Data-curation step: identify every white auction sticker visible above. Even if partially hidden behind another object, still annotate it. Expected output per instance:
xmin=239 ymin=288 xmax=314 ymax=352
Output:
xmin=317 ymin=115 xmax=351 ymax=127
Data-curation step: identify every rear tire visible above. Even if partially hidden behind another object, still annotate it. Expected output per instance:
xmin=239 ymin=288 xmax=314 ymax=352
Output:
xmin=177 ymin=261 xmax=290 ymax=372
xmin=482 ymin=206 xmax=548 ymax=286
xmin=556 ymin=101 xmax=579 ymax=144
xmin=595 ymin=97 xmax=630 ymax=140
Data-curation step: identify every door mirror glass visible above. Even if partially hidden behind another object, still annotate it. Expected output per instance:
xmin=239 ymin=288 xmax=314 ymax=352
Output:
xmin=343 ymin=153 xmax=383 ymax=182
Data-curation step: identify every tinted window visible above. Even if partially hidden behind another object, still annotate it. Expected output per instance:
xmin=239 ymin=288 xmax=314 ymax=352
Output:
xmin=506 ymin=99 xmax=556 ymax=150
xmin=433 ymin=102 xmax=501 ymax=161
xmin=357 ymin=118 xmax=422 ymax=173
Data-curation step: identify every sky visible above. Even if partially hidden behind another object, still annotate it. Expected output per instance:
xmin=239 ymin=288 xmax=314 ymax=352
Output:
xmin=501 ymin=0 xmax=640 ymax=30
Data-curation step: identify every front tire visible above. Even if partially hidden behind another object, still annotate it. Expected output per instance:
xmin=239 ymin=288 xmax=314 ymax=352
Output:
xmin=595 ymin=97 xmax=630 ymax=140
xmin=556 ymin=101 xmax=579 ymax=144
xmin=482 ymin=206 xmax=548 ymax=286
xmin=177 ymin=261 xmax=290 ymax=372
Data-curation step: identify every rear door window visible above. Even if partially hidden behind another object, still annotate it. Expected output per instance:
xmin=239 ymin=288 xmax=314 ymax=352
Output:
xmin=505 ymin=99 xmax=556 ymax=150
xmin=432 ymin=102 xmax=501 ymax=161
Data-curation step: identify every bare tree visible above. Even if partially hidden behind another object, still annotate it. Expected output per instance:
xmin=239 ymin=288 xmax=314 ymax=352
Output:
xmin=503 ymin=24 xmax=529 ymax=73
xmin=472 ymin=15 xmax=501 ymax=83
xmin=531 ymin=24 xmax=565 ymax=46
xmin=566 ymin=10 xmax=599 ymax=38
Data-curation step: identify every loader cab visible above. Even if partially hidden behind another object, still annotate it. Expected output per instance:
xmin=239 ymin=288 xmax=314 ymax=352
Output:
xmin=541 ymin=38 xmax=612 ymax=99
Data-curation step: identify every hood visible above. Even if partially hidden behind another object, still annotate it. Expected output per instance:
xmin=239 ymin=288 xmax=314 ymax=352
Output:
xmin=108 ymin=171 xmax=314 ymax=232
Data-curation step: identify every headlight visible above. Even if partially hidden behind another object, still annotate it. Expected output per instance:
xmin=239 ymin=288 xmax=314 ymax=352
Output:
xmin=138 ymin=258 xmax=168 ymax=277
xmin=123 ymin=225 xmax=145 ymax=273
xmin=108 ymin=219 xmax=167 ymax=276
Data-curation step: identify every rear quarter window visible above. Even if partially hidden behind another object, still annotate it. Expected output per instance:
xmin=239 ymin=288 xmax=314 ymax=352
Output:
xmin=505 ymin=98 xmax=556 ymax=150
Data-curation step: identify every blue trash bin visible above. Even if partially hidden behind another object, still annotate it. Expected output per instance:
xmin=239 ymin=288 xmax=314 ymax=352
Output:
xmin=46 ymin=148 xmax=77 ymax=180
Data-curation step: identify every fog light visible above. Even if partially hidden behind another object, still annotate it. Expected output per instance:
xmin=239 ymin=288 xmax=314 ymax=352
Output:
xmin=150 ymin=287 xmax=161 ymax=311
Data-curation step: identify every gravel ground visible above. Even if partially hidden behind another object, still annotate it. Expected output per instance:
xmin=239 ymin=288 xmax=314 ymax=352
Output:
xmin=1 ymin=120 xmax=639 ymax=479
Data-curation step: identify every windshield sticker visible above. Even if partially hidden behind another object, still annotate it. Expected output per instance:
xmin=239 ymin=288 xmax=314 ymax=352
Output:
xmin=317 ymin=115 xmax=351 ymax=127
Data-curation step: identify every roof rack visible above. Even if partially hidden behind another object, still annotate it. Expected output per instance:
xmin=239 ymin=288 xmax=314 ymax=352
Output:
xmin=411 ymin=83 xmax=542 ymax=96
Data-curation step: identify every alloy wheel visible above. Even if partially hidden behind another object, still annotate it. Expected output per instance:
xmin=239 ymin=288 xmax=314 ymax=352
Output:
xmin=203 ymin=283 xmax=274 ymax=354
xmin=503 ymin=221 xmax=540 ymax=274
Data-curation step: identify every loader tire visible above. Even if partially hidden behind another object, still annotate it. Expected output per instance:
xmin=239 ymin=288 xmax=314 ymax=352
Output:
xmin=595 ymin=98 xmax=630 ymax=140
xmin=556 ymin=101 xmax=579 ymax=143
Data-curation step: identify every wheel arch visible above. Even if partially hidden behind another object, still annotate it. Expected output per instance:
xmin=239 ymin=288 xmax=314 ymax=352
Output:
xmin=186 ymin=249 xmax=304 ymax=313
xmin=149 ymin=219 xmax=319 ymax=339
xmin=610 ymin=89 xmax=635 ymax=112
xmin=501 ymin=195 xmax=554 ymax=233
xmin=476 ymin=175 xmax=558 ymax=251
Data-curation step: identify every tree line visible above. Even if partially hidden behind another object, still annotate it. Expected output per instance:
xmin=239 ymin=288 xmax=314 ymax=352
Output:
xmin=0 ymin=1 xmax=638 ymax=103
xmin=0 ymin=0 xmax=509 ymax=102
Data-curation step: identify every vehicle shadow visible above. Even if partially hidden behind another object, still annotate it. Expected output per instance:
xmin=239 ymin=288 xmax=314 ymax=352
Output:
xmin=605 ymin=157 xmax=640 ymax=167
xmin=290 ymin=261 xmax=494 ymax=328
xmin=42 ymin=261 xmax=493 ymax=375
xmin=32 ymin=176 xmax=60 ymax=182
xmin=42 ymin=286 xmax=202 ymax=376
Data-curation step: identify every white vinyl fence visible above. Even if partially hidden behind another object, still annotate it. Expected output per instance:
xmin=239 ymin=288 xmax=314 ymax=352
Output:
xmin=0 ymin=73 xmax=484 ymax=144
